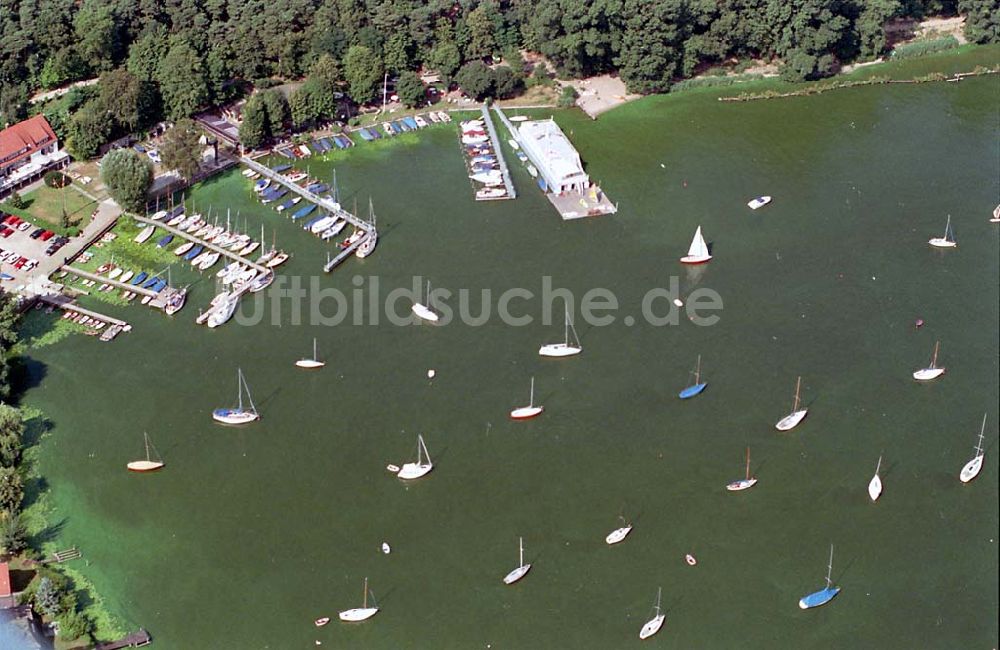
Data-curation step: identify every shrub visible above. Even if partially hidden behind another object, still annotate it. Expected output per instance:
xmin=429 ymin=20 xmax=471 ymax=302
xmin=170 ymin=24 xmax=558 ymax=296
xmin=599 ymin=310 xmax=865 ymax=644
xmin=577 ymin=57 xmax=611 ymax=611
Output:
xmin=44 ymin=171 xmax=70 ymax=188
xmin=5 ymin=191 xmax=26 ymax=209
xmin=891 ymin=36 xmax=960 ymax=59
xmin=557 ymin=85 xmax=578 ymax=108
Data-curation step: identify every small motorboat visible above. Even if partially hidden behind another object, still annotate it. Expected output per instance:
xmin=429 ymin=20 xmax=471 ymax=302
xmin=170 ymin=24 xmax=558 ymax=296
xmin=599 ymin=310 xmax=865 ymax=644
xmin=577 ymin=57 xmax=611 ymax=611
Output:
xmin=385 ymin=464 xmax=400 ymax=473
xmin=314 ymin=618 xmax=330 ymax=627
xmin=381 ymin=542 xmax=391 ymax=554
xmin=685 ymin=554 xmax=697 ymax=566
xmin=747 ymin=196 xmax=772 ymax=210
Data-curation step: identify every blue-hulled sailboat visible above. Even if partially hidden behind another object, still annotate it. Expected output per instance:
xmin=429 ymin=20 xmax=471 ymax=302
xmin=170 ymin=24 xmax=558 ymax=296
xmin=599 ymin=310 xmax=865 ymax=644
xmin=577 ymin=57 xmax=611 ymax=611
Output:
xmin=130 ymin=271 xmax=148 ymax=286
xmin=156 ymin=234 xmax=174 ymax=248
xmin=184 ymin=245 xmax=204 ymax=261
xmin=678 ymin=355 xmax=707 ymax=399
xmin=291 ymin=204 xmax=316 ymax=221
xmin=799 ymin=545 xmax=840 ymax=610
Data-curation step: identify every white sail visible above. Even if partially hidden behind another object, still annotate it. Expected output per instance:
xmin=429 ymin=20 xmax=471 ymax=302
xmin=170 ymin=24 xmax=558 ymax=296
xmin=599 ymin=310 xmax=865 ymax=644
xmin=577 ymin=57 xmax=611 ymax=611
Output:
xmin=688 ymin=226 xmax=708 ymax=258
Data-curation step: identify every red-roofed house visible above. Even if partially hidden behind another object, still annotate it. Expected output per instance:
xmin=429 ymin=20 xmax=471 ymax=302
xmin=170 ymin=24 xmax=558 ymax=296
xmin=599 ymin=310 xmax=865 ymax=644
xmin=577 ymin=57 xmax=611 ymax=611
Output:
xmin=0 ymin=114 xmax=69 ymax=199
xmin=0 ymin=561 xmax=13 ymax=608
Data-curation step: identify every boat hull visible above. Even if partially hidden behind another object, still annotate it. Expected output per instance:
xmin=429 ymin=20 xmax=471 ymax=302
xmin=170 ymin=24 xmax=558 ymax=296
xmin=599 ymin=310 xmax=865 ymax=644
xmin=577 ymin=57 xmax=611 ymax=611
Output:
xmin=539 ymin=344 xmax=582 ymax=358
xmin=397 ymin=463 xmax=433 ymax=480
xmin=678 ymin=383 xmax=707 ymax=399
xmin=338 ymin=607 xmax=378 ymax=622
xmin=799 ymin=586 xmax=840 ymax=609
xmin=639 ymin=614 xmax=665 ymax=640
xmin=295 ymin=359 xmax=325 ymax=369
xmin=775 ymin=409 xmax=808 ymax=431
xmin=927 ymin=238 xmax=956 ymax=248
xmin=126 ymin=460 xmax=164 ymax=472
xmin=411 ymin=303 xmax=439 ymax=322
xmin=868 ymin=475 xmax=882 ymax=501
xmin=747 ymin=196 xmax=772 ymax=210
xmin=680 ymin=255 xmax=712 ymax=264
xmin=726 ymin=478 xmax=757 ymax=491
xmin=212 ymin=409 xmax=259 ymax=425
xmin=605 ymin=526 xmax=632 ymax=545
xmin=503 ymin=564 xmax=531 ymax=585
xmin=960 ymin=455 xmax=983 ymax=483
xmin=912 ymin=367 xmax=945 ymax=381
xmin=510 ymin=406 xmax=543 ymax=420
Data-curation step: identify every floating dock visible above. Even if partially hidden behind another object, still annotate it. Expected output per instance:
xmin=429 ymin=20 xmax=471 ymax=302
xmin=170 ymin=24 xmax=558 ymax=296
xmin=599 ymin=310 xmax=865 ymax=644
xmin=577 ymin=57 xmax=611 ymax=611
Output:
xmin=37 ymin=294 xmax=129 ymax=329
xmin=133 ymin=214 xmax=268 ymax=274
xmin=471 ymin=104 xmax=515 ymax=201
xmin=323 ymin=234 xmax=369 ymax=272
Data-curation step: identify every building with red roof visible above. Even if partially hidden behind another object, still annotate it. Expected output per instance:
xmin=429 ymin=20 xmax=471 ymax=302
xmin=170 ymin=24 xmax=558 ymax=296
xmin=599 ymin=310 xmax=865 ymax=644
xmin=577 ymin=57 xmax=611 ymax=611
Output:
xmin=0 ymin=561 xmax=12 ymax=608
xmin=0 ymin=114 xmax=69 ymax=198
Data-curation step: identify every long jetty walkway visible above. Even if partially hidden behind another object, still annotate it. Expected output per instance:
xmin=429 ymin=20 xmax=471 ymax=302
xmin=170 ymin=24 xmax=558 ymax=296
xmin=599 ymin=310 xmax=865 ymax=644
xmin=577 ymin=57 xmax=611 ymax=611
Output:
xmin=61 ymin=266 xmax=159 ymax=298
xmin=480 ymin=104 xmax=516 ymax=200
xmin=95 ymin=629 xmax=152 ymax=649
xmin=132 ymin=214 xmax=268 ymax=274
xmin=323 ymin=235 xmax=369 ymax=272
xmin=240 ymin=156 xmax=374 ymax=232
xmin=38 ymin=294 xmax=128 ymax=328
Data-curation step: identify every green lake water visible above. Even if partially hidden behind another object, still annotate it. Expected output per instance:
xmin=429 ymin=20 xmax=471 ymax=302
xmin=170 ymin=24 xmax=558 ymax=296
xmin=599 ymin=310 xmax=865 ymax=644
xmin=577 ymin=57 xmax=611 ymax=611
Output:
xmin=20 ymin=73 xmax=999 ymax=648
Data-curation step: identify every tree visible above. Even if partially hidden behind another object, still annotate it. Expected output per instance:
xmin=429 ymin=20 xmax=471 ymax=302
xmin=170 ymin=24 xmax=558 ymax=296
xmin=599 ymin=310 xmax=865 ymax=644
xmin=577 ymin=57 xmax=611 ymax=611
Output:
xmin=99 ymin=68 xmax=154 ymax=130
xmin=0 ymin=510 xmax=27 ymax=555
xmin=67 ymin=99 xmax=114 ymax=159
xmin=428 ymin=42 xmax=462 ymax=83
xmin=57 ymin=609 xmax=94 ymax=641
xmin=396 ymin=71 xmax=426 ymax=108
xmin=617 ymin=0 xmax=688 ymax=94
xmin=455 ymin=61 xmax=494 ymax=100
xmin=239 ymin=96 xmax=268 ymax=149
xmin=856 ymin=0 xmax=902 ymax=59
xmin=0 ymin=465 xmax=23 ymax=512
xmin=958 ymin=0 xmax=999 ymax=44
xmin=289 ymin=85 xmax=318 ymax=129
xmin=491 ymin=66 xmax=522 ymax=99
xmin=127 ymin=26 xmax=169 ymax=82
xmin=343 ymin=45 xmax=383 ymax=105
xmin=0 ymin=403 xmax=25 ymax=468
xmin=0 ymin=292 xmax=18 ymax=399
xmin=100 ymin=149 xmax=152 ymax=213
xmin=5 ymin=192 xmax=26 ymax=210
xmin=260 ymin=90 xmax=289 ymax=137
xmin=557 ymin=85 xmax=578 ymax=108
xmin=39 ymin=48 xmax=89 ymax=90
xmin=157 ymin=40 xmax=209 ymax=119
xmin=74 ymin=1 xmax=121 ymax=71
xmin=160 ymin=119 xmax=202 ymax=181
xmin=0 ymin=84 xmax=29 ymax=126
xmin=465 ymin=2 xmax=501 ymax=60
xmin=35 ymin=577 xmax=63 ymax=617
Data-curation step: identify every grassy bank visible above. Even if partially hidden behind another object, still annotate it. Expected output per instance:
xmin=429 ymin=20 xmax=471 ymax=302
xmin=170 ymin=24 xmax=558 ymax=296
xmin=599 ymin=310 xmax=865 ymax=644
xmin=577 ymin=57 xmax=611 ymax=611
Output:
xmin=1 ymin=184 xmax=95 ymax=235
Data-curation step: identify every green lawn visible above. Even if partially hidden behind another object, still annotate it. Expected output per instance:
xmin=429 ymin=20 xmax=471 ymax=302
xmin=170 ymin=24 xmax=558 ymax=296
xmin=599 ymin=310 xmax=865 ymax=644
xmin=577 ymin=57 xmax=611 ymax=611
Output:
xmin=1 ymin=184 xmax=96 ymax=234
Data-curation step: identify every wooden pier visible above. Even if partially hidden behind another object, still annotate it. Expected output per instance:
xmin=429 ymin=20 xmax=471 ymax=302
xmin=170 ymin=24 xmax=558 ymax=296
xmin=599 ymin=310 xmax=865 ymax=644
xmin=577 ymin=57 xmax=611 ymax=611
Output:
xmin=61 ymin=266 xmax=159 ymax=299
xmin=96 ymin=629 xmax=152 ymax=649
xmin=37 ymin=295 xmax=129 ymax=328
xmin=50 ymin=547 xmax=82 ymax=563
xmin=323 ymin=234 xmax=369 ymax=272
xmin=239 ymin=156 xmax=375 ymax=233
xmin=478 ymin=104 xmax=516 ymax=200
xmin=132 ymin=214 xmax=268 ymax=274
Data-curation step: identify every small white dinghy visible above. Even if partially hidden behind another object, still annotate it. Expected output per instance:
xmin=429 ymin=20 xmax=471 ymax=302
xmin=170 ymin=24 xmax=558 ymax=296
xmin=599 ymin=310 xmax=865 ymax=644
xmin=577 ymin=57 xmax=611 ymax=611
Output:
xmin=134 ymin=225 xmax=155 ymax=243
xmin=605 ymin=516 xmax=632 ymax=545
xmin=868 ymin=455 xmax=883 ymax=502
xmin=295 ymin=338 xmax=325 ymax=369
xmin=960 ymin=414 xmax=987 ymax=483
xmin=726 ymin=446 xmax=757 ymax=492
xmin=539 ymin=306 xmax=582 ymax=358
xmin=775 ymin=376 xmax=808 ymax=431
xmin=381 ymin=542 xmax=391 ymax=554
xmin=912 ymin=341 xmax=945 ymax=381
xmin=747 ymin=196 xmax=772 ymax=210
xmin=338 ymin=577 xmax=379 ymax=622
xmin=991 ymin=204 xmax=1000 ymax=223
xmin=928 ymin=215 xmax=957 ymax=248
xmin=639 ymin=587 xmax=665 ymax=640
xmin=510 ymin=376 xmax=543 ymax=420
xmin=411 ymin=280 xmax=439 ymax=322
xmin=680 ymin=225 xmax=712 ymax=264
xmin=396 ymin=434 xmax=433 ymax=480
xmin=502 ymin=537 xmax=531 ymax=585
xmin=126 ymin=432 xmax=164 ymax=472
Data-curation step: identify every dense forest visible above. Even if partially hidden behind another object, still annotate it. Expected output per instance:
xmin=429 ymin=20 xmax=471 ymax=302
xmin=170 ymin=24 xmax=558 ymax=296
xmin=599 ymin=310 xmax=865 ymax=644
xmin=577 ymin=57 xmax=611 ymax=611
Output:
xmin=1 ymin=0 xmax=996 ymax=150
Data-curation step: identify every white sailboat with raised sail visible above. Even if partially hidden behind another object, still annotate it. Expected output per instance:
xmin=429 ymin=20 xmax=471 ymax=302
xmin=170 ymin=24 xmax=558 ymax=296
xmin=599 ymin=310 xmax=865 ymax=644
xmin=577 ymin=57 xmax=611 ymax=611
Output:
xmin=295 ymin=338 xmax=325 ymax=369
xmin=775 ymin=376 xmax=808 ymax=431
xmin=638 ymin=587 xmax=665 ymax=640
xmin=502 ymin=537 xmax=531 ymax=585
xmin=928 ymin=215 xmax=957 ymax=248
xmin=510 ymin=376 xmax=543 ymax=420
xmin=397 ymin=434 xmax=433 ymax=480
xmin=960 ymin=414 xmax=987 ymax=483
xmin=338 ymin=577 xmax=379 ymax=622
xmin=127 ymin=432 xmax=164 ymax=472
xmin=680 ymin=225 xmax=712 ymax=264
xmin=912 ymin=341 xmax=945 ymax=381
xmin=868 ymin=455 xmax=883 ymax=502
xmin=212 ymin=368 xmax=259 ymax=424
xmin=411 ymin=280 xmax=439 ymax=322
xmin=726 ymin=446 xmax=757 ymax=491
xmin=539 ymin=306 xmax=582 ymax=357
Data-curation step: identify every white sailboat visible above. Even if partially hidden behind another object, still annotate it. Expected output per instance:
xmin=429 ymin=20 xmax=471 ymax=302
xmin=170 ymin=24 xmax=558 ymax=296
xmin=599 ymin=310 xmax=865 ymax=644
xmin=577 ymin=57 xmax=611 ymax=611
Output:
xmin=510 ymin=376 xmax=543 ymax=420
xmin=775 ymin=376 xmax=808 ymax=431
xmin=295 ymin=338 xmax=325 ymax=369
xmin=212 ymin=368 xmax=259 ymax=424
xmin=134 ymin=225 xmax=155 ymax=244
xmin=126 ymin=432 xmax=164 ymax=472
xmin=912 ymin=341 xmax=945 ymax=381
xmin=502 ymin=537 xmax=531 ymax=585
xmin=338 ymin=577 xmax=379 ymax=622
xmin=868 ymin=455 xmax=883 ymax=502
xmin=411 ymin=280 xmax=439 ymax=322
xmin=928 ymin=215 xmax=957 ymax=248
xmin=638 ymin=587 xmax=665 ymax=640
xmin=680 ymin=225 xmax=712 ymax=264
xmin=726 ymin=446 xmax=757 ymax=491
xmin=960 ymin=414 xmax=987 ymax=483
xmin=397 ymin=434 xmax=433 ymax=480
xmin=539 ymin=307 xmax=582 ymax=357
xmin=991 ymin=204 xmax=1000 ymax=223
xmin=605 ymin=516 xmax=633 ymax=545
xmin=747 ymin=196 xmax=772 ymax=210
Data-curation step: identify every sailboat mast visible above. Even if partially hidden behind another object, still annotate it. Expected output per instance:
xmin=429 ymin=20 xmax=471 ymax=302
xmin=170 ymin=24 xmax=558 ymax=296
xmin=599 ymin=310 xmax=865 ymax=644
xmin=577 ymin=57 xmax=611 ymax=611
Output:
xmin=563 ymin=307 xmax=570 ymax=345
xmin=144 ymin=432 xmax=151 ymax=461
xmin=695 ymin=355 xmax=701 ymax=384
xmin=363 ymin=577 xmax=368 ymax=608
xmin=236 ymin=369 xmax=244 ymax=410
xmin=655 ymin=587 xmax=662 ymax=615
xmin=745 ymin=447 xmax=751 ymax=480
xmin=976 ymin=414 xmax=987 ymax=454
xmin=875 ymin=455 xmax=882 ymax=475
xmin=313 ymin=338 xmax=318 ymax=361
xmin=529 ymin=377 xmax=535 ymax=407
xmin=518 ymin=537 xmax=524 ymax=568
xmin=826 ymin=545 xmax=834 ymax=588
xmin=931 ymin=341 xmax=940 ymax=367
xmin=793 ymin=376 xmax=802 ymax=412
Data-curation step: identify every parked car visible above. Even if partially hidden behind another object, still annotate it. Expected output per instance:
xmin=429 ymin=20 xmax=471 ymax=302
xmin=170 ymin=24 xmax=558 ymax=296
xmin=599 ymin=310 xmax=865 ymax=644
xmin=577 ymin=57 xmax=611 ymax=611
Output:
xmin=1 ymin=229 xmax=13 ymax=239
xmin=30 ymin=227 xmax=45 ymax=239
xmin=17 ymin=222 xmax=31 ymax=231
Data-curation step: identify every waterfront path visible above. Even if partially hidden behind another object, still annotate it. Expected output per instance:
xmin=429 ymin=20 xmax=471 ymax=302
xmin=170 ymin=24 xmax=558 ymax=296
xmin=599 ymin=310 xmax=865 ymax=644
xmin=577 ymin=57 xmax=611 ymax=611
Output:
xmin=480 ymin=104 xmax=516 ymax=200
